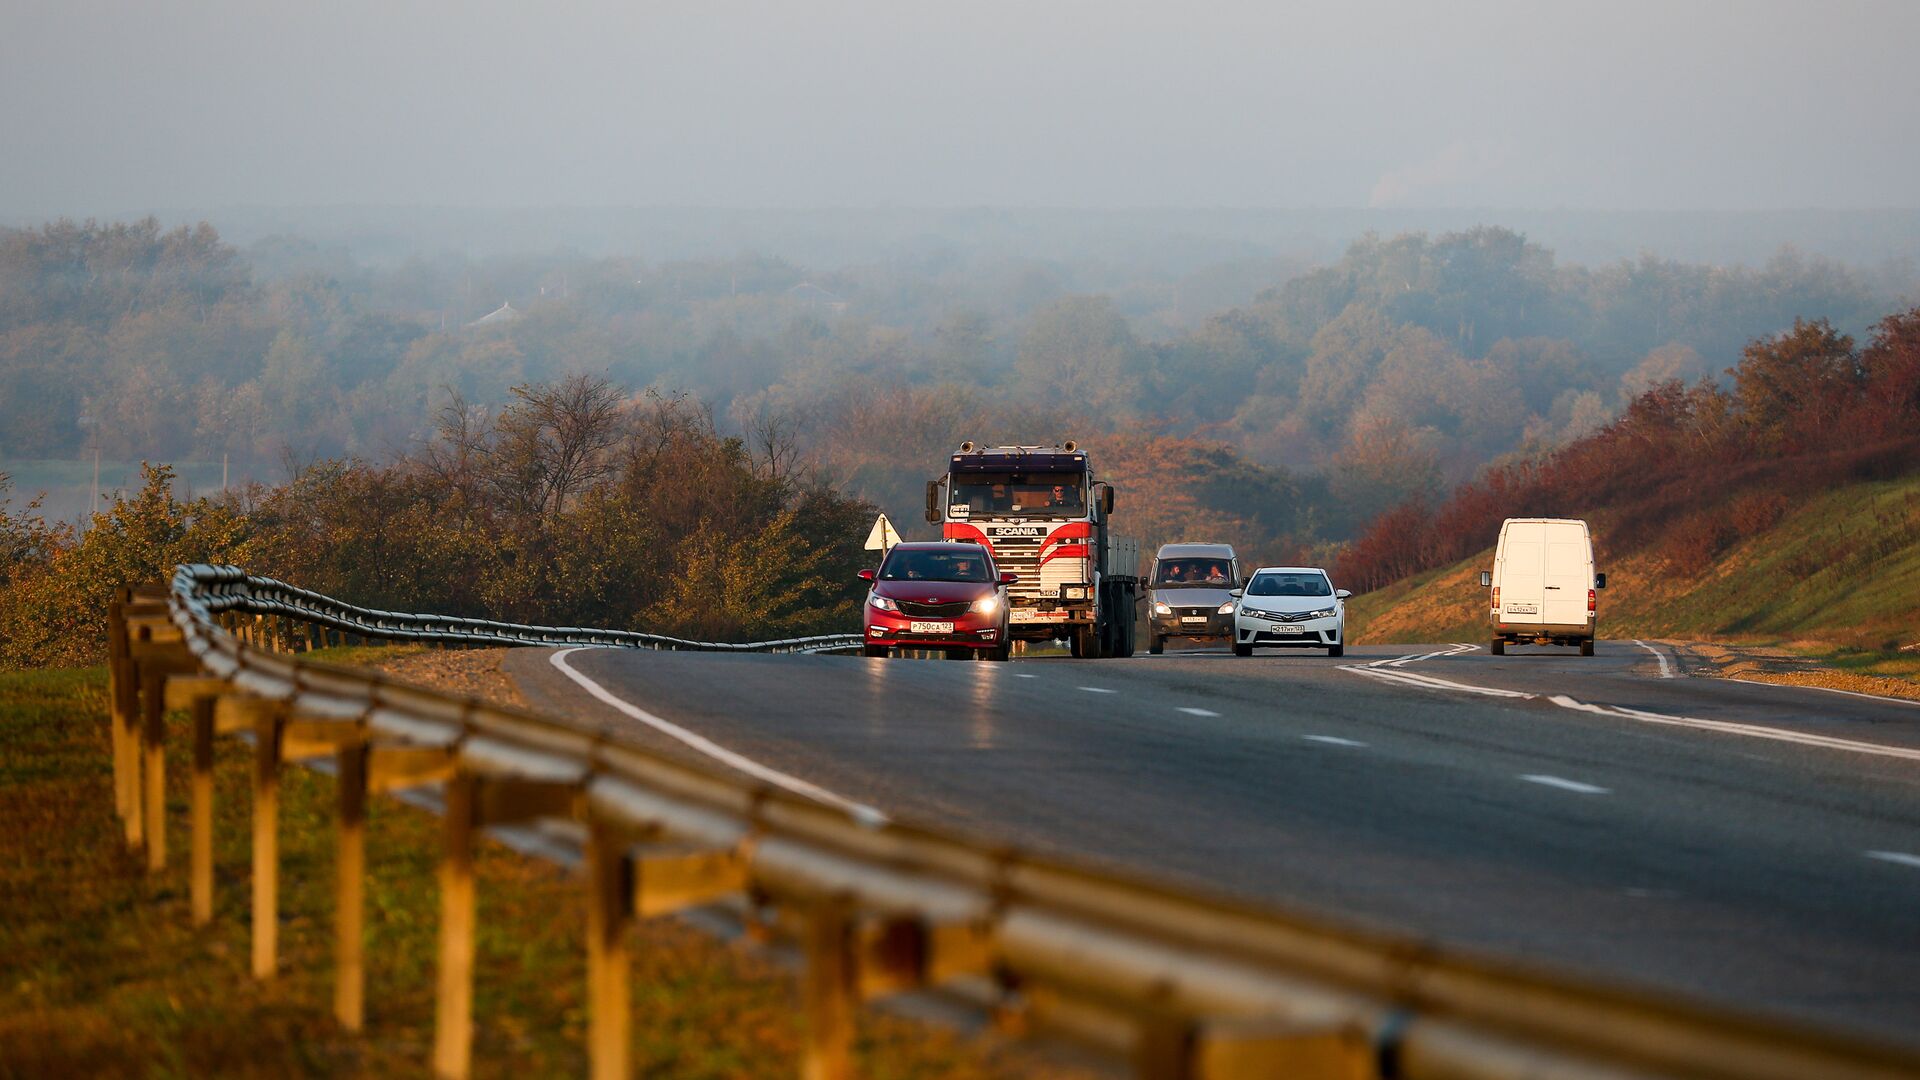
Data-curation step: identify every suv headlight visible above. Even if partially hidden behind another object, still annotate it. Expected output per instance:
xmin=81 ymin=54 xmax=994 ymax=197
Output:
xmin=1153 ymin=601 xmax=1172 ymax=615
xmin=1216 ymin=601 xmax=1234 ymax=614
xmin=972 ymin=596 xmax=998 ymax=614
xmin=869 ymin=595 xmax=899 ymax=612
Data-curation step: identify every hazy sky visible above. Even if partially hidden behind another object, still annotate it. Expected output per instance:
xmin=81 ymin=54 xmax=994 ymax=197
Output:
xmin=4 ymin=0 xmax=1918 ymax=216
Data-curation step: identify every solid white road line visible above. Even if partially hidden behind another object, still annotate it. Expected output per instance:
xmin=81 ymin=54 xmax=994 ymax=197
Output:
xmin=1078 ymin=686 xmax=1117 ymax=694
xmin=1304 ymin=735 xmax=1367 ymax=747
xmin=1341 ymin=661 xmax=1920 ymax=765
xmin=1632 ymin=639 xmax=1676 ymax=679
xmin=549 ymin=648 xmax=889 ymax=826
xmin=1547 ymin=695 xmax=1920 ymax=763
xmin=1866 ymin=851 xmax=1920 ymax=869
xmin=1176 ymin=707 xmax=1221 ymax=717
xmin=1729 ymin=680 xmax=1920 ymax=709
xmin=1520 ymin=774 xmax=1611 ymax=795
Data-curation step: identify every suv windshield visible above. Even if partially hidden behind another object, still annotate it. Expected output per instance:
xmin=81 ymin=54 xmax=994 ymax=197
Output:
xmin=880 ymin=548 xmax=993 ymax=583
xmin=1156 ymin=558 xmax=1234 ymax=587
xmin=951 ymin=472 xmax=1085 ymax=517
xmin=1246 ymin=572 xmax=1332 ymax=597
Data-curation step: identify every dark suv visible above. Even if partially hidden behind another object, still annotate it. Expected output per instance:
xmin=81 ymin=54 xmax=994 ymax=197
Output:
xmin=1147 ymin=543 xmax=1240 ymax=654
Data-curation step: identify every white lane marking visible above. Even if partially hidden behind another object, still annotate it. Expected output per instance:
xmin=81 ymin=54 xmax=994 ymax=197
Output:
xmin=1546 ymin=695 xmax=1920 ymax=763
xmin=1521 ymin=774 xmax=1611 ymax=795
xmin=1012 ymin=673 xmax=1039 ymax=679
xmin=1369 ymin=642 xmax=1480 ymax=668
xmin=1343 ymin=665 xmax=1536 ymax=698
xmin=1176 ymin=707 xmax=1220 ymax=717
xmin=1078 ymin=686 xmax=1117 ymax=694
xmin=1304 ymin=735 xmax=1367 ymax=747
xmin=1341 ymin=661 xmax=1920 ymax=764
xmin=1866 ymin=851 xmax=1920 ymax=869
xmin=549 ymin=648 xmax=888 ymax=826
xmin=1729 ymin=680 xmax=1920 ymax=709
xmin=1633 ymin=639 xmax=1676 ymax=679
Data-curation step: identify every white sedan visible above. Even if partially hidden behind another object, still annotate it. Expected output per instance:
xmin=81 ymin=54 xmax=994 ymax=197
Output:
xmin=1232 ymin=566 xmax=1350 ymax=657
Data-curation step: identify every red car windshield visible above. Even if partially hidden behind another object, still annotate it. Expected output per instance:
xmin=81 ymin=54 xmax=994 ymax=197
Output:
xmin=880 ymin=549 xmax=993 ymax=583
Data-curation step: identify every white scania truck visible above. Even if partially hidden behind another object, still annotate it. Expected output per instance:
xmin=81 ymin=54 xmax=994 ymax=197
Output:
xmin=925 ymin=442 xmax=1141 ymax=658
xmin=1479 ymin=517 xmax=1607 ymax=656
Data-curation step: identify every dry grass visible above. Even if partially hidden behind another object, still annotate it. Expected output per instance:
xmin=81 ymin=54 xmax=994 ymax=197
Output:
xmin=0 ymin=664 xmax=1078 ymax=1078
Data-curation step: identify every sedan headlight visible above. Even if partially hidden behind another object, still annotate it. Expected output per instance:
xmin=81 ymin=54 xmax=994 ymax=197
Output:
xmin=1301 ymin=607 xmax=1336 ymax=620
xmin=869 ymin=595 xmax=899 ymax=612
xmin=1153 ymin=601 xmax=1172 ymax=615
xmin=972 ymin=596 xmax=999 ymax=614
xmin=1216 ymin=601 xmax=1235 ymax=614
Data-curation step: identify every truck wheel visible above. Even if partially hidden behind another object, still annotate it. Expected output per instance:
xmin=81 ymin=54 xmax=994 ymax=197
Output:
xmin=1580 ymin=638 xmax=1595 ymax=657
xmin=1490 ymin=638 xmax=1505 ymax=656
xmin=862 ymin=645 xmax=888 ymax=658
xmin=1148 ymin=633 xmax=1163 ymax=655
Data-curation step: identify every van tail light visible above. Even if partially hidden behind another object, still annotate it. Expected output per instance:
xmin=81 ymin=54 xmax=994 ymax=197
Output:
xmin=1491 ymin=586 xmax=1500 ymax=613
xmin=1587 ymin=589 xmax=1597 ymax=614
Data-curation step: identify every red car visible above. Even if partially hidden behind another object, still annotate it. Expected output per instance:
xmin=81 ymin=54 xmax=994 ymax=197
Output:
xmin=859 ymin=541 xmax=1015 ymax=660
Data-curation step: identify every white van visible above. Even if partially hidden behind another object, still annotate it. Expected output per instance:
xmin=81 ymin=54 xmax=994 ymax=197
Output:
xmin=1479 ymin=518 xmax=1607 ymax=656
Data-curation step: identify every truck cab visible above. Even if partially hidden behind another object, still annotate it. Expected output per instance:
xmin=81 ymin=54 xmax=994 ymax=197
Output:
xmin=926 ymin=442 xmax=1140 ymax=658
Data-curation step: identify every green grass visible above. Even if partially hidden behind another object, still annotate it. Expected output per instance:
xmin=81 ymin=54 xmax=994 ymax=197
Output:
xmin=0 ymin=664 xmax=1059 ymax=1078
xmin=1348 ymin=475 xmax=1920 ymax=682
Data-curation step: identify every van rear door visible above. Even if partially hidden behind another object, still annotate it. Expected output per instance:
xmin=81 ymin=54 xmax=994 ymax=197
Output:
xmin=1543 ymin=525 xmax=1592 ymax=627
xmin=1499 ymin=523 xmax=1547 ymax=624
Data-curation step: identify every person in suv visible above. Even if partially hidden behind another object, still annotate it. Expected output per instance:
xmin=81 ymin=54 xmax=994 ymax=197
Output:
xmin=859 ymin=541 xmax=1015 ymax=660
xmin=1147 ymin=543 xmax=1240 ymax=654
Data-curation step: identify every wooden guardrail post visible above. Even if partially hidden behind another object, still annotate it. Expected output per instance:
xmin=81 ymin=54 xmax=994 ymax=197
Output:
xmin=252 ymin=707 xmax=284 ymax=980
xmin=435 ymin=773 xmax=479 ymax=1080
xmin=190 ymin=696 xmax=216 ymax=925
xmin=335 ymin=739 xmax=370 ymax=1031
xmin=108 ymin=594 xmax=133 ymax=826
xmin=141 ymin=657 xmax=169 ymax=873
xmin=802 ymin=895 xmax=858 ymax=1080
xmin=587 ymin=823 xmax=634 ymax=1080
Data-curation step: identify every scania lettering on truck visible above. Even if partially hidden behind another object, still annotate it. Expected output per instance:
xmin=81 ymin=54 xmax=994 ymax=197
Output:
xmin=1479 ymin=517 xmax=1607 ymax=656
xmin=926 ymin=442 xmax=1141 ymax=658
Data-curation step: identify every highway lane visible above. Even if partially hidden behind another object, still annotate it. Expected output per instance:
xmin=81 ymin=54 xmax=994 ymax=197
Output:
xmin=502 ymin=641 xmax=1920 ymax=1043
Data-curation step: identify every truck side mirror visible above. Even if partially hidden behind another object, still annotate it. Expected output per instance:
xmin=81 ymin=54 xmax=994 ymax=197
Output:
xmin=858 ymin=568 xmax=876 ymax=581
xmin=1479 ymin=571 xmax=1492 ymax=588
xmin=924 ymin=480 xmax=942 ymax=525
xmin=1099 ymin=483 xmax=1116 ymax=515
xmin=1594 ymin=572 xmax=1607 ymax=589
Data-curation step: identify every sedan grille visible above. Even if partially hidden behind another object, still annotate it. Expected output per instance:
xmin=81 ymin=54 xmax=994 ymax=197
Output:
xmin=896 ymin=599 xmax=973 ymax=618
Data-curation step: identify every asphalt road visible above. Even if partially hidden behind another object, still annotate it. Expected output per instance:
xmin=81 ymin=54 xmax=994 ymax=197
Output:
xmin=503 ymin=639 xmax=1920 ymax=1043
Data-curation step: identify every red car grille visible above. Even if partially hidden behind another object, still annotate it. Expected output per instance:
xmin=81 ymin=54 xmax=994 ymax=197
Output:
xmin=895 ymin=599 xmax=973 ymax=618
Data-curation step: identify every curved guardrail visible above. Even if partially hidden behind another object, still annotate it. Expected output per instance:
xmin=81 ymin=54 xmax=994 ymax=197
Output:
xmin=181 ymin=564 xmax=864 ymax=653
xmin=97 ymin=567 xmax=1920 ymax=1080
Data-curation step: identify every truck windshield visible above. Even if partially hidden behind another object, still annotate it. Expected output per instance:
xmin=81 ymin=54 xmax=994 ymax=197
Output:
xmin=1156 ymin=558 xmax=1233 ymax=587
xmin=880 ymin=548 xmax=993 ymax=583
xmin=1246 ymin=573 xmax=1332 ymax=597
xmin=951 ymin=472 xmax=1085 ymax=517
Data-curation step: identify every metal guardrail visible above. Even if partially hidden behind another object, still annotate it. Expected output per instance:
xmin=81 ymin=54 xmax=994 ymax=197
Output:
xmin=100 ymin=565 xmax=1920 ymax=1080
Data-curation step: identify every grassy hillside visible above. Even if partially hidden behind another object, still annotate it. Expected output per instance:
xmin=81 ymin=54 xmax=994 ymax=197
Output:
xmin=1349 ymin=475 xmax=1920 ymax=673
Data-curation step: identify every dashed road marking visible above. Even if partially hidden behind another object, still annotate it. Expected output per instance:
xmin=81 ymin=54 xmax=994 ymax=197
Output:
xmin=1632 ymin=639 xmax=1676 ymax=679
xmin=550 ymin=648 xmax=888 ymax=826
xmin=1078 ymin=686 xmax=1117 ymax=694
xmin=1520 ymin=774 xmax=1611 ymax=795
xmin=1012 ymin=673 xmax=1038 ymax=678
xmin=1304 ymin=735 xmax=1367 ymax=747
xmin=1175 ymin=706 xmax=1220 ymax=717
xmin=1866 ymin=850 xmax=1920 ymax=870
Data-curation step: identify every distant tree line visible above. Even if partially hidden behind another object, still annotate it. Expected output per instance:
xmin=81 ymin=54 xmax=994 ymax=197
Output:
xmin=1335 ymin=307 xmax=1920 ymax=591
xmin=1 ymin=218 xmax=1906 ymax=548
xmin=0 ymin=378 xmax=873 ymax=668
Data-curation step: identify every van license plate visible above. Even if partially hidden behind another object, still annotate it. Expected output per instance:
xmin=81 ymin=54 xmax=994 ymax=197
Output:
xmin=1505 ymin=603 xmax=1538 ymax=614
xmin=1181 ymin=616 xmax=1207 ymax=623
xmin=1270 ymin=624 xmax=1304 ymax=634
xmin=909 ymin=621 xmax=954 ymax=634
